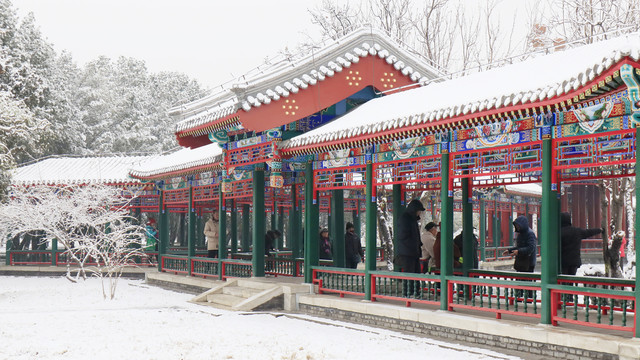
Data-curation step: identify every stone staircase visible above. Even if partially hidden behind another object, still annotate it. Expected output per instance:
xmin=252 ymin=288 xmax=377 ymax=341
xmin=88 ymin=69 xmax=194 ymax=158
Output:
xmin=191 ymin=277 xmax=312 ymax=311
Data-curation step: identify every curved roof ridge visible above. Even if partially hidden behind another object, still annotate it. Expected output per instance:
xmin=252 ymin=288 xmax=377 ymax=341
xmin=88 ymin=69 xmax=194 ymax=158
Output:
xmin=172 ymin=26 xmax=444 ymax=135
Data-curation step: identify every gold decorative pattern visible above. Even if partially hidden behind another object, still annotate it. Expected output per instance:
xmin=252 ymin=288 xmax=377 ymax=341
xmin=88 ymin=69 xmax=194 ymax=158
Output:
xmin=346 ymin=70 xmax=361 ymax=87
xmin=380 ymin=72 xmax=397 ymax=89
xmin=282 ymin=99 xmax=299 ymax=116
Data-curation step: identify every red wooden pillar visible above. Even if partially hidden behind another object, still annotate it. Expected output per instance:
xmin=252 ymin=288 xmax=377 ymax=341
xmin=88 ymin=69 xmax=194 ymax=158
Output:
xmin=486 ymin=210 xmax=493 ymax=242
xmin=594 ymin=188 xmax=602 ymax=228
xmin=501 ymin=208 xmax=510 ymax=247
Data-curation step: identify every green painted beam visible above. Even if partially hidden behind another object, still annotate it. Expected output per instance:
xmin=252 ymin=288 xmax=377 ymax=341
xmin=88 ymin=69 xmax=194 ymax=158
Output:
xmin=277 ymin=206 xmax=284 ymax=248
xmin=304 ymin=162 xmax=319 ymax=283
xmin=252 ymin=169 xmax=266 ymax=277
xmin=461 ymin=178 xmax=474 ymax=275
xmin=440 ymin=152 xmax=453 ymax=310
xmin=479 ymin=199 xmax=486 ymax=262
xmin=230 ymin=200 xmax=237 ymax=254
xmin=541 ymin=137 xmax=559 ymax=324
xmin=218 ymin=192 xmax=227 ymax=259
xmin=364 ymin=163 xmax=377 ymax=300
xmin=635 ymin=127 xmax=640 ymax=337
xmin=50 ymin=239 xmax=57 ymax=266
xmin=242 ymin=204 xmax=251 ymax=252
xmin=187 ymin=184 xmax=196 ymax=260
xmin=158 ymin=190 xmax=169 ymax=272
xmin=331 ymin=189 xmax=345 ymax=267
xmin=289 ymin=182 xmax=300 ymax=258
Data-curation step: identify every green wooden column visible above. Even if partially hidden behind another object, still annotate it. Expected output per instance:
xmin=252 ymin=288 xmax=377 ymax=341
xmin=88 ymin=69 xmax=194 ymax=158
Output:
xmin=289 ymin=182 xmax=300 ymax=258
xmin=218 ymin=192 xmax=227 ymax=259
xmin=331 ymin=189 xmax=345 ymax=267
xmin=461 ymin=178 xmax=474 ymax=275
xmin=187 ymin=184 xmax=196 ymax=262
xmin=353 ymin=209 xmax=361 ymax=243
xmin=635 ymin=127 xmax=640 ymax=337
xmin=277 ymin=206 xmax=284 ymax=249
xmin=51 ymin=238 xmax=57 ymax=266
xmin=158 ymin=189 xmax=169 ymax=272
xmin=479 ymin=198 xmax=486 ymax=262
xmin=541 ymin=136 xmax=559 ymax=324
xmin=392 ymin=184 xmax=403 ymax=258
xmin=304 ymin=162 xmax=319 ymax=283
xmin=230 ymin=200 xmax=238 ymax=254
xmin=440 ymin=151 xmax=454 ymax=310
xmin=252 ymin=169 xmax=266 ymax=277
xmin=242 ymin=204 xmax=251 ymax=252
xmin=197 ymin=215 xmax=204 ymax=248
xmin=364 ymin=163 xmax=377 ymax=300
xmin=271 ymin=212 xmax=276 ymax=232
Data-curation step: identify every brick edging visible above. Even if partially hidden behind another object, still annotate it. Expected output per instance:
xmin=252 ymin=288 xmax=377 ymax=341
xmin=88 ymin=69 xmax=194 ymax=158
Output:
xmin=299 ymin=304 xmax=617 ymax=360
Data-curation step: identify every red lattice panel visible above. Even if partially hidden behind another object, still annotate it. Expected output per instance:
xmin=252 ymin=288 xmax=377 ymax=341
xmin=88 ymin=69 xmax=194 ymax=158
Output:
xmin=374 ymin=155 xmax=441 ymax=186
xmin=164 ymin=188 xmax=189 ymax=205
xmin=193 ymin=184 xmax=220 ymax=202
xmin=224 ymin=179 xmax=253 ymax=199
xmin=314 ymin=165 xmax=367 ymax=191
xmin=226 ymin=141 xmax=274 ymax=168
xmin=555 ymin=129 xmax=635 ymax=181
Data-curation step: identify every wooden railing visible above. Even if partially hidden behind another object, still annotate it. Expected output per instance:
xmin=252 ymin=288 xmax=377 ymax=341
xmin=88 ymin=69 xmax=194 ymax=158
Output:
xmin=310 ymin=267 xmax=636 ymax=334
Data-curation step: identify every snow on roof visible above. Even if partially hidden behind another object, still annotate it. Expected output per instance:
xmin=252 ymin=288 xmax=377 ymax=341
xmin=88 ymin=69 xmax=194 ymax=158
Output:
xmin=11 ymin=156 xmax=149 ymax=186
xmin=129 ymin=142 xmax=223 ymax=179
xmin=504 ymin=183 xmax=542 ymax=197
xmin=172 ymin=27 xmax=444 ymax=134
xmin=282 ymin=33 xmax=640 ymax=150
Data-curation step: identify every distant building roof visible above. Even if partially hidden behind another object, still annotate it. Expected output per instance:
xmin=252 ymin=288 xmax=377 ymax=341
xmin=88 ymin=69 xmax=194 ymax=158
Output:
xmin=11 ymin=155 xmax=149 ymax=186
xmin=128 ymin=143 xmax=223 ymax=180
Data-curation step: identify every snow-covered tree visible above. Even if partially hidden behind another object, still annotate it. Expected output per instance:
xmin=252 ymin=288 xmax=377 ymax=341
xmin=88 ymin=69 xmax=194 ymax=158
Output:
xmin=0 ymin=184 xmax=146 ymax=299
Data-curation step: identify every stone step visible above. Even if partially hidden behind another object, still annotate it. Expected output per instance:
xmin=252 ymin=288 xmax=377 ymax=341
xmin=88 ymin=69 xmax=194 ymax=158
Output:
xmin=222 ymin=286 xmax=263 ymax=298
xmin=236 ymin=278 xmax=280 ymax=290
xmin=206 ymin=293 xmax=245 ymax=307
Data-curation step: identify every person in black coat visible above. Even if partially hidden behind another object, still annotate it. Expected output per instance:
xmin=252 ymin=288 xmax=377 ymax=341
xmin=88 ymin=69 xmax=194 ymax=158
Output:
xmin=560 ymin=212 xmax=603 ymax=275
xmin=264 ymin=230 xmax=281 ymax=256
xmin=503 ymin=215 xmax=537 ymax=272
xmin=395 ymin=199 xmax=425 ymax=273
xmin=453 ymin=230 xmax=479 ymax=269
xmin=319 ymin=228 xmax=332 ymax=260
xmin=345 ymin=222 xmax=364 ymax=269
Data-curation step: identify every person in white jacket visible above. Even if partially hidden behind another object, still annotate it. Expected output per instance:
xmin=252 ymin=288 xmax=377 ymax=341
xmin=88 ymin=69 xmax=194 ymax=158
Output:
xmin=204 ymin=212 xmax=219 ymax=258
xmin=421 ymin=222 xmax=438 ymax=273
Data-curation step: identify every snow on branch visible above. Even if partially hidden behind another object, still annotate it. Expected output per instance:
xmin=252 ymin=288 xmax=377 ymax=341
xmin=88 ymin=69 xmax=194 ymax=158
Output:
xmin=0 ymin=184 xmax=147 ymax=299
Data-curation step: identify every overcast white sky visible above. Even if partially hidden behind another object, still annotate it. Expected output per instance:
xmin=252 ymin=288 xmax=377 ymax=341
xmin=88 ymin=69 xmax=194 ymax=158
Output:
xmin=11 ymin=0 xmax=539 ymax=89
xmin=12 ymin=0 xmax=326 ymax=88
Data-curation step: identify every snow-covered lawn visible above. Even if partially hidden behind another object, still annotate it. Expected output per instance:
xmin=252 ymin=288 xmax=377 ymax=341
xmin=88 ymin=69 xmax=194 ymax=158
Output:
xmin=0 ymin=276 xmax=521 ymax=360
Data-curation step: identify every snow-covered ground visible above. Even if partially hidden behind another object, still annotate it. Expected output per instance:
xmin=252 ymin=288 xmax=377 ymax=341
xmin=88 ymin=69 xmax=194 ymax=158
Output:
xmin=0 ymin=276 xmax=521 ymax=360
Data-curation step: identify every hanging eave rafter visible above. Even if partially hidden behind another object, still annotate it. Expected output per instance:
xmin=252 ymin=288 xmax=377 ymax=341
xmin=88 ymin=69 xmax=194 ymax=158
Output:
xmin=281 ymin=58 xmax=634 ymax=156
xmin=176 ymin=114 xmax=241 ymax=138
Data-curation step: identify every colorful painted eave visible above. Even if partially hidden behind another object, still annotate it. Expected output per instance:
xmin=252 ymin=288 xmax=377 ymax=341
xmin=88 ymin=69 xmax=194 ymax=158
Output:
xmin=280 ymin=33 xmax=640 ymax=155
xmin=128 ymin=143 xmax=224 ymax=181
xmin=11 ymin=155 xmax=149 ymax=186
xmin=172 ymin=27 xmax=444 ymax=146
